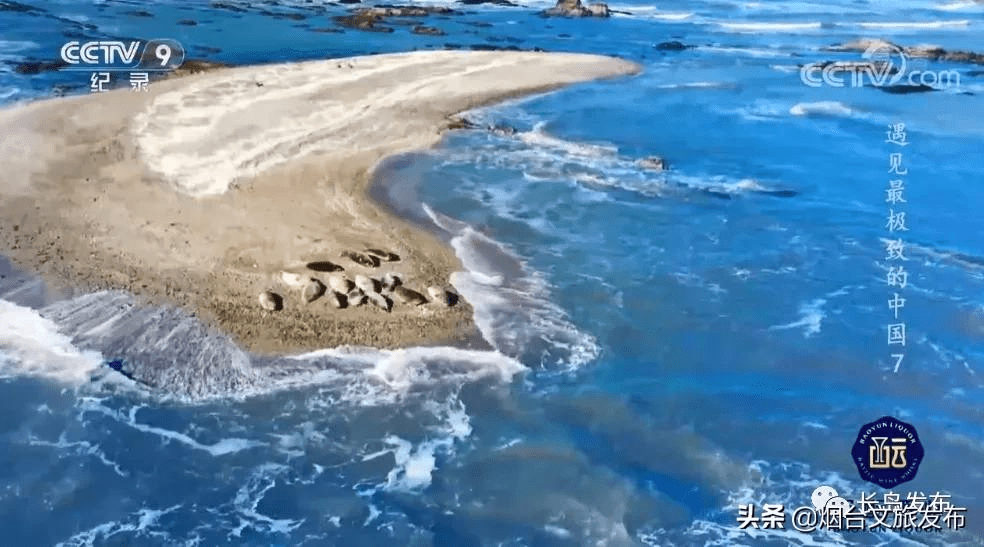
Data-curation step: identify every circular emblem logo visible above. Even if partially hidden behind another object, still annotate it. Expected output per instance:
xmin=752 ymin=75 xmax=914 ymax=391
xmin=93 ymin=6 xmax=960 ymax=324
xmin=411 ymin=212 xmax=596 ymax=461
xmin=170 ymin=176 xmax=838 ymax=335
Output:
xmin=852 ymin=416 xmax=924 ymax=488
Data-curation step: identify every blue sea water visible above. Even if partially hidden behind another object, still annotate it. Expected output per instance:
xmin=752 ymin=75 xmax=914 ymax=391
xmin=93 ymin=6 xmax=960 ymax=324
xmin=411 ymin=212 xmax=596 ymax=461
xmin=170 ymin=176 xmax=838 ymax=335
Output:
xmin=1 ymin=0 xmax=984 ymax=545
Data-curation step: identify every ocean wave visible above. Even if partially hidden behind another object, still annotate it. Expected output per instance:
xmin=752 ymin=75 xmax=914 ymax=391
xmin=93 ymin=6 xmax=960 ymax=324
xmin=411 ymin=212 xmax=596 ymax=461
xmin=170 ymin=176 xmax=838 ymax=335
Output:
xmin=935 ymin=0 xmax=980 ymax=10
xmin=1 ymin=282 xmax=527 ymax=402
xmin=0 ymin=298 xmax=104 ymax=385
xmin=442 ymin=122 xmax=796 ymax=201
xmin=425 ymin=205 xmax=602 ymax=370
xmin=651 ymin=80 xmax=737 ymax=89
xmin=716 ymin=21 xmax=824 ymax=33
xmin=699 ymin=45 xmax=793 ymax=58
xmin=608 ymin=6 xmax=695 ymax=20
xmin=853 ymin=19 xmax=971 ymax=30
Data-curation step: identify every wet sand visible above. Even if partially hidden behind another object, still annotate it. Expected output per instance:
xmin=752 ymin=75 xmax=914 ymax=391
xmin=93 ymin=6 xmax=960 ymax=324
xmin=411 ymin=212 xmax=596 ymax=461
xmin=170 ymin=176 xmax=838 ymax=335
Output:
xmin=0 ymin=50 xmax=639 ymax=355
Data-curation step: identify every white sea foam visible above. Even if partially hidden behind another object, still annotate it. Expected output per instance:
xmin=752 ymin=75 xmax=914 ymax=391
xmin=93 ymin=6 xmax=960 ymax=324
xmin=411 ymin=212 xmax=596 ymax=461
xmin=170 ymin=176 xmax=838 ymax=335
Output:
xmin=518 ymin=122 xmax=619 ymax=159
xmin=423 ymin=205 xmax=601 ymax=370
xmin=78 ymin=397 xmax=265 ymax=456
xmin=230 ymin=463 xmax=304 ymax=537
xmin=700 ymin=45 xmax=790 ymax=58
xmin=55 ymin=505 xmax=182 ymax=547
xmin=768 ymin=298 xmax=826 ymax=338
xmin=936 ymin=0 xmax=980 ymax=10
xmin=789 ymin=101 xmax=855 ymax=118
xmin=716 ymin=21 xmax=823 ymax=33
xmin=652 ymin=81 xmax=736 ymax=89
xmin=0 ymin=299 xmax=104 ymax=385
xmin=854 ymin=19 xmax=971 ymax=30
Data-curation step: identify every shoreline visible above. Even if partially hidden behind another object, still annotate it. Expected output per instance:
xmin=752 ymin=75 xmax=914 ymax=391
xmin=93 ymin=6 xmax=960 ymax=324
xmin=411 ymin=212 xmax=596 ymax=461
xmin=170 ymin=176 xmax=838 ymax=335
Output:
xmin=0 ymin=50 xmax=640 ymax=356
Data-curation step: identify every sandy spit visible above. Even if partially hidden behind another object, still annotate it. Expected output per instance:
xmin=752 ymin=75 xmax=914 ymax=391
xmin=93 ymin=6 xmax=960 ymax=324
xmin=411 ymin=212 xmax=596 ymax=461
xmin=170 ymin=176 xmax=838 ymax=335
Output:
xmin=0 ymin=50 xmax=639 ymax=355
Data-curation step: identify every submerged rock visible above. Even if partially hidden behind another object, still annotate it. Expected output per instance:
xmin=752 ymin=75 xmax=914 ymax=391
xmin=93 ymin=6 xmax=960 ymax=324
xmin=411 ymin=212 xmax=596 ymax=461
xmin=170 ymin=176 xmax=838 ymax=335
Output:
xmin=489 ymin=123 xmax=517 ymax=136
xmin=412 ymin=25 xmax=445 ymax=35
xmin=655 ymin=40 xmax=692 ymax=52
xmin=393 ymin=285 xmax=428 ymax=306
xmin=638 ymin=156 xmax=666 ymax=172
xmin=258 ymin=291 xmax=282 ymax=311
xmin=826 ymin=38 xmax=984 ymax=65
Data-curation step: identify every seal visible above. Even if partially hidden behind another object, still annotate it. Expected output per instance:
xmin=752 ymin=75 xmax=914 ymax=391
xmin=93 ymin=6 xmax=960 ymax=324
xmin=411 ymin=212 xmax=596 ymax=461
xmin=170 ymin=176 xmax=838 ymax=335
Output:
xmin=258 ymin=291 xmax=282 ymax=311
xmin=393 ymin=285 xmax=428 ymax=306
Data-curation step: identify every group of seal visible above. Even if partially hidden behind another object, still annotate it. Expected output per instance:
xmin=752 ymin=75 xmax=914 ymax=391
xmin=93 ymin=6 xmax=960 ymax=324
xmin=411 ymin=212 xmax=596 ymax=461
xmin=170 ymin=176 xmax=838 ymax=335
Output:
xmin=257 ymin=248 xmax=457 ymax=313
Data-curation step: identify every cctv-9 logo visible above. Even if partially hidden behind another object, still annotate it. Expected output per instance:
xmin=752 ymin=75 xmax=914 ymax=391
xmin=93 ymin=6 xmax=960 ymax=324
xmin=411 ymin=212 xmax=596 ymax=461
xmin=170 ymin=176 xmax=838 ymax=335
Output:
xmin=137 ymin=39 xmax=185 ymax=70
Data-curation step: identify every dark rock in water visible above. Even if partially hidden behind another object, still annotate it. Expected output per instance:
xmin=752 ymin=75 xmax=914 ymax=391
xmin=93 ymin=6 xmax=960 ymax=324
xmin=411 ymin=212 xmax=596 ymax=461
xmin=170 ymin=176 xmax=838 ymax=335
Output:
xmin=125 ymin=9 xmax=154 ymax=17
xmin=443 ymin=43 xmax=463 ymax=49
xmin=333 ymin=13 xmax=395 ymax=32
xmin=310 ymin=27 xmax=344 ymax=33
xmin=258 ymin=291 xmax=283 ymax=311
xmin=541 ymin=0 xmax=610 ymax=17
xmin=470 ymin=44 xmax=521 ymax=51
xmin=0 ymin=1 xmax=46 ymax=13
xmin=465 ymin=21 xmax=493 ymax=27
xmin=306 ymin=260 xmax=343 ymax=272
xmin=12 ymin=59 xmax=68 ymax=75
xmin=826 ymin=39 xmax=984 ymax=66
xmin=755 ymin=189 xmax=799 ymax=198
xmin=342 ymin=251 xmax=380 ymax=268
xmin=195 ymin=46 xmax=223 ymax=54
xmin=446 ymin=116 xmax=479 ymax=130
xmin=413 ymin=25 xmax=445 ymax=35
xmin=702 ymin=189 xmax=732 ymax=200
xmin=490 ymin=123 xmax=517 ymax=136
xmin=338 ymin=0 xmax=361 ymax=4
xmin=177 ymin=19 xmax=198 ymax=26
xmin=106 ymin=359 xmax=137 ymax=381
xmin=393 ymin=285 xmax=428 ymax=306
xmin=638 ymin=156 xmax=666 ymax=171
xmin=460 ymin=0 xmax=518 ymax=5
xmin=260 ymin=10 xmax=307 ymax=20
xmin=967 ymin=70 xmax=984 ymax=77
xmin=366 ymin=248 xmax=400 ymax=262
xmin=877 ymin=83 xmax=937 ymax=94
xmin=655 ymin=40 xmax=692 ymax=51
xmin=211 ymin=1 xmax=248 ymax=12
